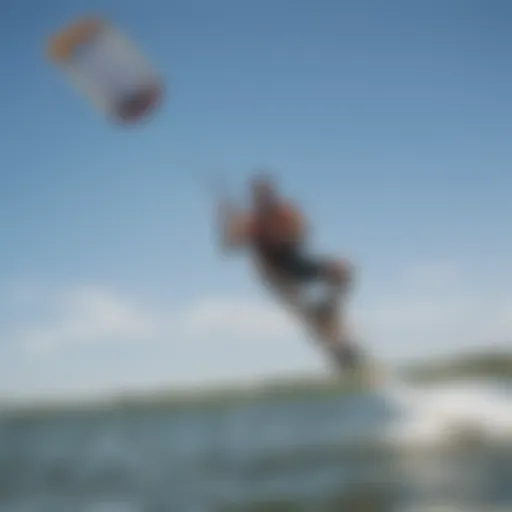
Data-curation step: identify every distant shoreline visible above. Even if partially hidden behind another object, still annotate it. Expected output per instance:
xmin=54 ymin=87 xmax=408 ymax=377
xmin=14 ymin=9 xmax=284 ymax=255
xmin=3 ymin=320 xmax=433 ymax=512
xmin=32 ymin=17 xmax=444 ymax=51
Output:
xmin=2 ymin=349 xmax=511 ymax=419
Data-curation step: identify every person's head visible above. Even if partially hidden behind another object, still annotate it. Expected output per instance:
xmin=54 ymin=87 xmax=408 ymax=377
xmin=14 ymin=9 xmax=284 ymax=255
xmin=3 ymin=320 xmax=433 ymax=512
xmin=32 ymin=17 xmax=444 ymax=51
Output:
xmin=250 ymin=173 xmax=278 ymax=212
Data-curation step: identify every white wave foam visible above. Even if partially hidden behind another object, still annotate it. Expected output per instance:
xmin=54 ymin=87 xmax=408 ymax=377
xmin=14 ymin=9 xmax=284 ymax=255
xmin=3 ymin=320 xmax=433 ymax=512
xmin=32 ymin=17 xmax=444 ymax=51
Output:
xmin=379 ymin=373 xmax=512 ymax=448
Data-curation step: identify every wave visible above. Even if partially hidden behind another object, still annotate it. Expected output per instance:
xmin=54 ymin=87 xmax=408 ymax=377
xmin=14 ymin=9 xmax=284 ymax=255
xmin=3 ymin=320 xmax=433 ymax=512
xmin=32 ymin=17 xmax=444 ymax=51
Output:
xmin=378 ymin=373 xmax=512 ymax=449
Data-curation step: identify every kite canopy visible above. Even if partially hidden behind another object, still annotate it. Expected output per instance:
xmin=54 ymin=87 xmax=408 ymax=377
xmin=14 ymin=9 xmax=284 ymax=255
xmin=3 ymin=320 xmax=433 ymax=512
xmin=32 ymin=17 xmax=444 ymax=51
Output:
xmin=47 ymin=16 xmax=163 ymax=124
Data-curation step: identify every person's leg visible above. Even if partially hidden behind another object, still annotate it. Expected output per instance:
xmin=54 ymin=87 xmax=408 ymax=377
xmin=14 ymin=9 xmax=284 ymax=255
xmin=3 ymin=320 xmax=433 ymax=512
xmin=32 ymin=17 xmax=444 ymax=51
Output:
xmin=286 ymin=252 xmax=354 ymax=317
xmin=326 ymin=342 xmax=363 ymax=371
xmin=260 ymin=249 xmax=346 ymax=329
xmin=255 ymin=259 xmax=306 ymax=317
xmin=254 ymin=256 xmax=338 ymax=340
xmin=317 ymin=257 xmax=353 ymax=300
xmin=290 ymin=254 xmax=363 ymax=371
xmin=254 ymin=255 xmax=363 ymax=372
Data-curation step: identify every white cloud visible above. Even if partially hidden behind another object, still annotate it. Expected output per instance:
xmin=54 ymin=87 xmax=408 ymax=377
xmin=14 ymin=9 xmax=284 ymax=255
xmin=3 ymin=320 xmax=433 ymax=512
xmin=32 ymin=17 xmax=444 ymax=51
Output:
xmin=3 ymin=285 xmax=298 ymax=356
xmin=0 ymin=259 xmax=511 ymax=401
xmin=10 ymin=285 xmax=159 ymax=353
xmin=353 ymin=260 xmax=512 ymax=361
xmin=178 ymin=297 xmax=297 ymax=338
xmin=3 ymin=260 xmax=512 ymax=366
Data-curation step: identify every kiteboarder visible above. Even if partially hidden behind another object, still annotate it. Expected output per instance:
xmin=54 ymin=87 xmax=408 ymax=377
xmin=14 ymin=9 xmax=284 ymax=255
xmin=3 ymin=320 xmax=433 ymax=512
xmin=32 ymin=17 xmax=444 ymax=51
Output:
xmin=217 ymin=173 xmax=362 ymax=371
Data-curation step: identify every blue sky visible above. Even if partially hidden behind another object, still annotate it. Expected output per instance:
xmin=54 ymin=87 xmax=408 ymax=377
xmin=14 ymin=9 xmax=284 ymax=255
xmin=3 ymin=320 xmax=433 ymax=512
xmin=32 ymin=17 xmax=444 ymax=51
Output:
xmin=1 ymin=0 xmax=511 ymax=401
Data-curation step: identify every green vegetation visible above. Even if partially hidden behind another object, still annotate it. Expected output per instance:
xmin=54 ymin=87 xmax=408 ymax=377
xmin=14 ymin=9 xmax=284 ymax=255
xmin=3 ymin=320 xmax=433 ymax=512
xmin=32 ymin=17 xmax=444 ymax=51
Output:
xmin=400 ymin=349 xmax=512 ymax=382
xmin=2 ymin=349 xmax=511 ymax=420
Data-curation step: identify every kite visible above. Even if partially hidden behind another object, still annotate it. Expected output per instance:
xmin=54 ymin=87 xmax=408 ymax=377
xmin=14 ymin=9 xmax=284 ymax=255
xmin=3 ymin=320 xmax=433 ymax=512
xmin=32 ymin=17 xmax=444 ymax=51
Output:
xmin=47 ymin=16 xmax=163 ymax=124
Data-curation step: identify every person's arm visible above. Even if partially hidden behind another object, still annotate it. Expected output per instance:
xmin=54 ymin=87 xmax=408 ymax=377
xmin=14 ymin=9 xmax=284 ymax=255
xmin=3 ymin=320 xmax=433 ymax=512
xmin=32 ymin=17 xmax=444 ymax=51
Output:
xmin=217 ymin=198 xmax=251 ymax=251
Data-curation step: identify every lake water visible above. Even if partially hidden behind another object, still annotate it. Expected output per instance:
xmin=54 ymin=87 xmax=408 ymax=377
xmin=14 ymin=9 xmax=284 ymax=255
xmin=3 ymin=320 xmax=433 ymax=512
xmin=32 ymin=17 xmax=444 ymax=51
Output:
xmin=1 ymin=378 xmax=511 ymax=511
